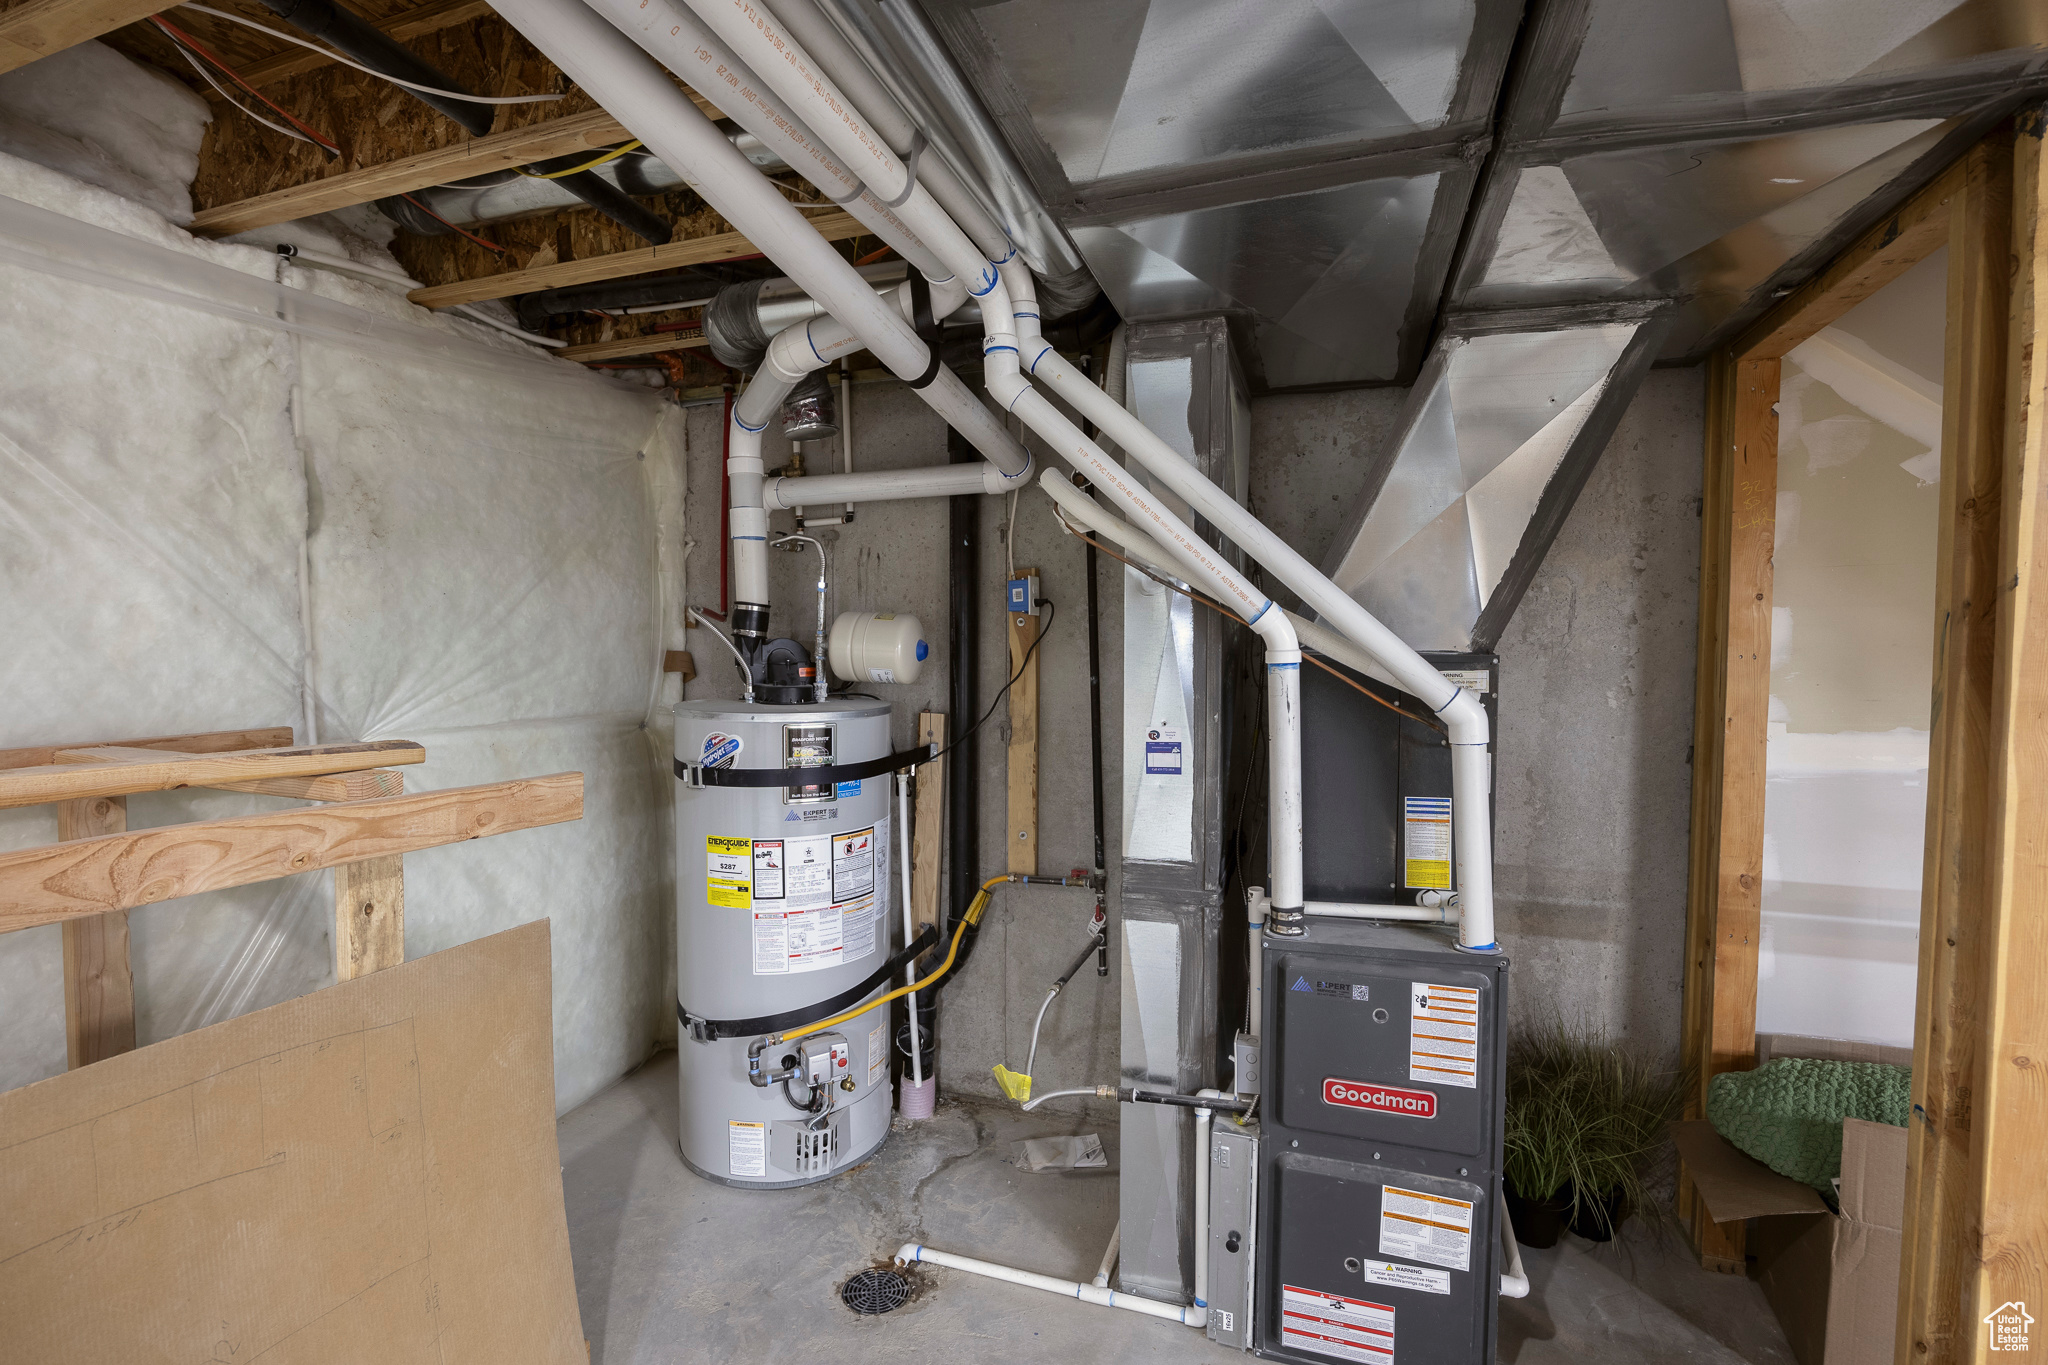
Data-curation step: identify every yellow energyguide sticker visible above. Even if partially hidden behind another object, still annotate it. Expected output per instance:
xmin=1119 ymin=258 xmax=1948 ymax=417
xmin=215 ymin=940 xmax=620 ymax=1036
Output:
xmin=706 ymin=835 xmax=752 ymax=908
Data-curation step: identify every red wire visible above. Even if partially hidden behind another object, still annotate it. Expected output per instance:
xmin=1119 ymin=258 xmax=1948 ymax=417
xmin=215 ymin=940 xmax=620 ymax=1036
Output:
xmin=151 ymin=15 xmax=338 ymax=152
xmin=396 ymin=192 xmax=508 ymax=254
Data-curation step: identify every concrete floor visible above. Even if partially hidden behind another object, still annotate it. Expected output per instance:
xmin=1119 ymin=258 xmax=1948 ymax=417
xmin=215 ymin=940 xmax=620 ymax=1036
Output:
xmin=560 ymin=1052 xmax=1794 ymax=1364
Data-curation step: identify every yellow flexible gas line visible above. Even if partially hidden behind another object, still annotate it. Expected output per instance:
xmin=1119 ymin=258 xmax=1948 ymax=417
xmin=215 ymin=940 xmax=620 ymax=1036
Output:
xmin=772 ymin=875 xmax=1012 ymax=1045
xmin=515 ymin=139 xmax=643 ymax=179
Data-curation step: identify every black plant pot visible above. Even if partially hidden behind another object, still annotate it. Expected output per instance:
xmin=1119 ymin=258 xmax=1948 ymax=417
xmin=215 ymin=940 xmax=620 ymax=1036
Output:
xmin=1565 ymin=1183 xmax=1631 ymax=1242
xmin=1503 ymin=1178 xmax=1573 ymax=1249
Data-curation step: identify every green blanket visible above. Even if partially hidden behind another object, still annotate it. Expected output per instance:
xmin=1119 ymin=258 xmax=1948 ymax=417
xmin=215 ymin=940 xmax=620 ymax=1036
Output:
xmin=1706 ymin=1058 xmax=1910 ymax=1192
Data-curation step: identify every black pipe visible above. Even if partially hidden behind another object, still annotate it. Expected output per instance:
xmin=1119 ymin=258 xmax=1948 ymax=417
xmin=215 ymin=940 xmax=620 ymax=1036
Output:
xmin=524 ymin=149 xmax=672 ymax=246
xmin=1120 ymin=1087 xmax=1254 ymax=1113
xmin=253 ymin=0 xmax=496 ymax=137
xmin=942 ymin=424 xmax=980 ymax=962
xmin=513 ymin=263 xmax=766 ymax=329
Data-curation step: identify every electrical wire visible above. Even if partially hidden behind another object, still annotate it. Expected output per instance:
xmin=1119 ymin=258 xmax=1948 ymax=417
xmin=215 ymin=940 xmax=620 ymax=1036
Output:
xmin=153 ymin=15 xmax=339 ymax=152
xmin=1051 ymin=507 xmax=1443 ymax=732
xmin=178 ymin=2 xmax=567 ymax=105
xmin=923 ymin=598 xmax=1055 ymax=768
xmin=161 ymin=31 xmax=319 ymax=147
xmin=769 ymin=874 xmax=1007 ymax=1045
xmin=515 ymin=141 xmax=644 ymax=179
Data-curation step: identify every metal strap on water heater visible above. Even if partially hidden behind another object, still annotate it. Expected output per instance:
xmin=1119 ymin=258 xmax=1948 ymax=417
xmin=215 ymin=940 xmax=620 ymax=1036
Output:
xmin=672 ymin=743 xmax=937 ymax=790
xmin=678 ymin=924 xmax=940 ymax=1041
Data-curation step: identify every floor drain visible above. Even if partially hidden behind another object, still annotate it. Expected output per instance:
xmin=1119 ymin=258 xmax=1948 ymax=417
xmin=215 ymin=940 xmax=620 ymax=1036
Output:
xmin=841 ymin=1267 xmax=912 ymax=1315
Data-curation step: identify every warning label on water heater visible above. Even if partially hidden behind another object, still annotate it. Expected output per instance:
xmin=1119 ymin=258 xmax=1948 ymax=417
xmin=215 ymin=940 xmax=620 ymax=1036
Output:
xmin=1402 ymin=796 xmax=1452 ymax=889
xmin=739 ymin=821 xmax=887 ymax=975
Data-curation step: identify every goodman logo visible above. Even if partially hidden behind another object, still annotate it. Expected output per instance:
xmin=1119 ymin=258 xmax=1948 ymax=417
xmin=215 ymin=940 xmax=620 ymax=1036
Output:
xmin=1322 ymin=1077 xmax=1437 ymax=1119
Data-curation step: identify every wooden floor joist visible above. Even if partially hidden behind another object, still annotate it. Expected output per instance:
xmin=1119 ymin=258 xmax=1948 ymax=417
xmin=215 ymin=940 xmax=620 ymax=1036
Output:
xmin=558 ymin=332 xmax=711 ymax=363
xmin=0 ymin=772 xmax=584 ymax=931
xmin=0 ymin=0 xmax=164 ymax=74
xmin=187 ymin=100 xmax=722 ymax=238
xmin=406 ymin=209 xmax=866 ymax=308
xmin=223 ymin=0 xmax=494 ymax=93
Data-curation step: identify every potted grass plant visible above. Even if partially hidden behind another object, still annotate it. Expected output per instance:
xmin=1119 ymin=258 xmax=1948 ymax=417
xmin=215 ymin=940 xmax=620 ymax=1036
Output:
xmin=1502 ymin=1023 xmax=1687 ymax=1246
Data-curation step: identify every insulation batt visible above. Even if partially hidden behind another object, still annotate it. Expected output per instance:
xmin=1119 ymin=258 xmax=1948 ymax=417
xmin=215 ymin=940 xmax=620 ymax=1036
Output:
xmin=0 ymin=46 xmax=689 ymax=1111
xmin=0 ymin=41 xmax=210 ymax=223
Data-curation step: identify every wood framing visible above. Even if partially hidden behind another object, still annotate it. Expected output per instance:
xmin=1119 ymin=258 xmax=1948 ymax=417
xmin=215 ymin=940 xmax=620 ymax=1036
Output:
xmin=1898 ymin=132 xmax=2017 ymax=1365
xmin=405 ymin=210 xmax=865 ymax=309
xmin=1006 ymin=576 xmax=1041 ymax=877
xmin=336 ymin=855 xmax=406 ymax=980
xmin=57 ymin=795 xmax=133 ymax=1069
xmin=0 ymin=0 xmax=163 ymax=75
xmin=0 ymin=726 xmax=295 ymax=771
xmin=558 ymin=332 xmax=711 ymax=364
xmin=911 ymin=712 xmax=946 ymax=936
xmin=226 ymin=0 xmax=494 ymax=93
xmin=0 ymin=740 xmax=425 ymax=809
xmin=1682 ymin=111 xmax=2048 ymax=1355
xmin=0 ymin=772 xmax=583 ymax=931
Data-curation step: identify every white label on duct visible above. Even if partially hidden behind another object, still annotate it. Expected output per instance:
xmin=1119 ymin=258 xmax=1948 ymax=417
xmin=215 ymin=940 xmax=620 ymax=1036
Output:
xmin=1363 ymin=1259 xmax=1450 ymax=1296
xmin=751 ymin=823 xmax=883 ymax=975
xmin=1378 ymin=1186 xmax=1473 ymax=1272
xmin=1280 ymin=1285 xmax=1394 ymax=1362
xmin=1408 ymin=982 xmax=1479 ymax=1089
xmin=728 ymin=1120 xmax=766 ymax=1179
xmin=867 ymin=1020 xmax=887 ymax=1087
xmin=1437 ymin=668 xmax=1489 ymax=695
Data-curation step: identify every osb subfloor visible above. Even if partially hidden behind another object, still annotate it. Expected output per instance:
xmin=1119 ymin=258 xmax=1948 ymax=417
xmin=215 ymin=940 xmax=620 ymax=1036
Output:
xmin=560 ymin=1052 xmax=1795 ymax=1364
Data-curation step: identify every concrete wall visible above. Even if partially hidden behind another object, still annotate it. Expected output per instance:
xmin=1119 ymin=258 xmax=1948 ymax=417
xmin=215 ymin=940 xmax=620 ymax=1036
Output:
xmin=1253 ymin=367 xmax=1705 ymax=1063
xmin=677 ymin=363 xmax=1704 ymax=1102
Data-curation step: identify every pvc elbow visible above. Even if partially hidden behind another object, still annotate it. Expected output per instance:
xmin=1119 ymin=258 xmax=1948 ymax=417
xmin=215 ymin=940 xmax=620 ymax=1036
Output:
xmin=1438 ymin=686 xmax=1490 ymax=747
xmin=982 ymin=451 xmax=1035 ymax=494
xmin=987 ymin=368 xmax=1031 ymax=412
xmin=1246 ymin=599 xmax=1300 ymax=655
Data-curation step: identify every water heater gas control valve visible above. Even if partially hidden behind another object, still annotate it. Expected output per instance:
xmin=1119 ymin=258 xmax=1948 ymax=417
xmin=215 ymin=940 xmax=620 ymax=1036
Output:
xmin=802 ymin=1035 xmax=851 ymax=1088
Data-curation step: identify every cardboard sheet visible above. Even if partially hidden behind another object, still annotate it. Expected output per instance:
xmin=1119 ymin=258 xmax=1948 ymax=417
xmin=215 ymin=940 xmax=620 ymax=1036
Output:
xmin=0 ymin=921 xmax=583 ymax=1364
xmin=1670 ymin=1118 xmax=1832 ymax=1222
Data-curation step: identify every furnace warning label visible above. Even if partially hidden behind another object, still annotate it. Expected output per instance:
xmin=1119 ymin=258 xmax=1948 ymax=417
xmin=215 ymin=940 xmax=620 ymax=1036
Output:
xmin=750 ymin=821 xmax=886 ymax=975
xmin=1378 ymin=1186 xmax=1472 ymax=1272
xmin=1280 ymin=1285 xmax=1394 ymax=1363
xmin=1408 ymin=981 xmax=1479 ymax=1088
xmin=1402 ymin=796 xmax=1452 ymax=889
xmin=706 ymin=835 xmax=753 ymax=908
xmin=728 ymin=1120 xmax=766 ymax=1178
xmin=1363 ymin=1259 xmax=1450 ymax=1296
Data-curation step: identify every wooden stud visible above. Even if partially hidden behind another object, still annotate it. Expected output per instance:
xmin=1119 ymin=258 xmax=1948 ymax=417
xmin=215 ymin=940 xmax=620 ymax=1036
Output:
xmin=663 ymin=651 xmax=697 ymax=684
xmin=1006 ymin=576 xmax=1040 ymax=877
xmin=0 ymin=726 xmax=294 ymax=771
xmin=403 ymin=211 xmax=865 ymax=309
xmin=559 ymin=333 xmax=712 ymax=364
xmin=0 ymin=772 xmax=583 ymax=932
xmin=335 ymin=856 xmax=405 ymax=981
xmin=1896 ymin=131 xmax=2016 ymax=1365
xmin=56 ymin=795 xmax=134 ymax=1069
xmin=0 ymin=0 xmax=164 ymax=74
xmin=0 ymin=740 xmax=425 ymax=809
xmin=911 ymin=713 xmax=946 ymax=936
xmin=205 ymin=769 xmax=408 ymax=802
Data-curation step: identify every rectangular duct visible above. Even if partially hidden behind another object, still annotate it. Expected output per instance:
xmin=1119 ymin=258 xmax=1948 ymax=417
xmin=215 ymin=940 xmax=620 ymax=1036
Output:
xmin=1116 ymin=315 xmax=1251 ymax=1304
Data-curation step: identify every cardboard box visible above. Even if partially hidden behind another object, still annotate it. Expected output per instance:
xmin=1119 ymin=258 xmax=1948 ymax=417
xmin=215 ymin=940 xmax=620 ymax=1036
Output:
xmin=1675 ymin=1033 xmax=1911 ymax=1365
xmin=0 ymin=921 xmax=584 ymax=1364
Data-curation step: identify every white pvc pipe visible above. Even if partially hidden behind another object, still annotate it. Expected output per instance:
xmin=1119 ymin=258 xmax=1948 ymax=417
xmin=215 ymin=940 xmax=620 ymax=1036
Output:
xmin=1248 ymin=887 xmax=1457 ymax=925
xmin=1018 ymin=335 xmax=1497 ymax=950
xmin=896 ymin=1244 xmax=1197 ymax=1324
xmin=584 ymin=0 xmax=949 ymax=282
xmin=898 ymin=772 xmax=923 ymax=1088
xmin=1093 ymin=1222 xmax=1121 ymax=1289
xmin=1499 ymin=1192 xmax=1529 ymax=1298
xmin=492 ymin=0 xmax=929 ymax=385
xmin=767 ymin=461 xmax=1016 ymax=508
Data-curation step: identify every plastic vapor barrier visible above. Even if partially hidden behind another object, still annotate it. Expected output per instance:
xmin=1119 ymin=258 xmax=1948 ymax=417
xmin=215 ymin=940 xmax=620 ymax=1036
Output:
xmin=0 ymin=150 xmax=686 ymax=1111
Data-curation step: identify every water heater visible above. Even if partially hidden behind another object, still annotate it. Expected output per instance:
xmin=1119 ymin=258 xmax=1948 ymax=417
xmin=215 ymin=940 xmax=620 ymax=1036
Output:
xmin=672 ymin=698 xmax=897 ymax=1187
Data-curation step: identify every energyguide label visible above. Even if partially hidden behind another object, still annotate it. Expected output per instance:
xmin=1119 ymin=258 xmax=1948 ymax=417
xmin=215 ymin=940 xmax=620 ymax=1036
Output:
xmin=708 ymin=822 xmax=887 ymax=975
xmin=1408 ymin=981 xmax=1479 ymax=1088
xmin=1280 ymin=1285 xmax=1395 ymax=1363
xmin=1401 ymin=796 xmax=1452 ymax=889
xmin=1378 ymin=1185 xmax=1473 ymax=1273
